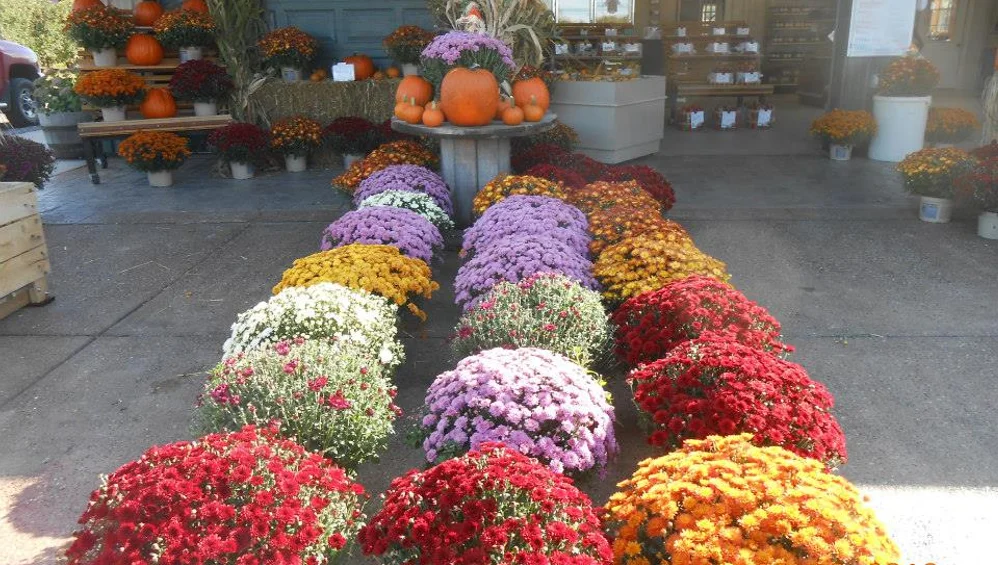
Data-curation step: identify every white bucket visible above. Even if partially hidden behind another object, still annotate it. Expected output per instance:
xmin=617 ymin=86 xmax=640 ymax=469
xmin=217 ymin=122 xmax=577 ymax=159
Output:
xmin=281 ymin=67 xmax=303 ymax=82
xmin=92 ymin=48 xmax=117 ymax=67
xmin=194 ymin=101 xmax=217 ymax=117
xmin=869 ymin=95 xmax=931 ymax=162
xmin=230 ymin=161 xmax=254 ymax=180
xmin=402 ymin=63 xmax=420 ymax=76
xmin=101 ymin=106 xmax=127 ymax=122
xmin=829 ymin=144 xmax=852 ymax=161
xmin=179 ymin=46 xmax=203 ymax=63
xmin=978 ymin=211 xmax=998 ymax=239
xmin=147 ymin=170 xmax=174 ymax=187
xmin=285 ymin=155 xmax=307 ymax=172
xmin=919 ymin=196 xmax=952 ymax=223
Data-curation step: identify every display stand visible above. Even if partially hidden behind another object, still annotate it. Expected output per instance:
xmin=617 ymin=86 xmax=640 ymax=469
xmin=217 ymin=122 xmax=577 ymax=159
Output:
xmin=391 ymin=115 xmax=557 ymax=227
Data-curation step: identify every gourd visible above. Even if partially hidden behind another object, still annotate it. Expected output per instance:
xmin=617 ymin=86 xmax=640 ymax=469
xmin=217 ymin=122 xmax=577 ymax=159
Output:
xmin=501 ymin=99 xmax=524 ymax=125
xmin=72 ymin=0 xmax=103 ymax=12
xmin=133 ymin=0 xmax=164 ymax=26
xmin=396 ymin=75 xmax=433 ymax=107
xmin=399 ymin=97 xmax=424 ymax=125
xmin=495 ymin=96 xmax=511 ymax=120
xmin=386 ymin=67 xmax=401 ymax=79
xmin=422 ymin=101 xmax=444 ymax=127
xmin=125 ymin=34 xmax=165 ymax=66
xmin=523 ymin=95 xmax=544 ymax=122
xmin=439 ymin=67 xmax=499 ymax=127
xmin=181 ymin=0 xmax=209 ymax=13
xmin=140 ymin=88 xmax=177 ymax=119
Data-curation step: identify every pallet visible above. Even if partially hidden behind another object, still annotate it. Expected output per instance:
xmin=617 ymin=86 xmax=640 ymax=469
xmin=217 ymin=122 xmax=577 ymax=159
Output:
xmin=0 ymin=182 xmax=52 ymax=321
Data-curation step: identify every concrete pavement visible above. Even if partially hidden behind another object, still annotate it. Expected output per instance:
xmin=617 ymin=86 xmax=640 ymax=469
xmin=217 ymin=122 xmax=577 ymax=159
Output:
xmin=0 ymin=144 xmax=996 ymax=564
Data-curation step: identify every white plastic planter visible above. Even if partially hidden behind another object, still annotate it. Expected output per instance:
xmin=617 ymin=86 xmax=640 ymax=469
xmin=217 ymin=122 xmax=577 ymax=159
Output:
xmin=91 ymin=48 xmax=117 ymax=67
xmin=829 ymin=144 xmax=852 ymax=161
xmin=343 ymin=154 xmax=363 ymax=168
xmin=978 ymin=211 xmax=998 ymax=239
xmin=230 ymin=161 xmax=253 ymax=180
xmin=402 ymin=63 xmax=420 ymax=76
xmin=281 ymin=67 xmax=303 ymax=82
xmin=194 ymin=101 xmax=217 ymax=116
xmin=919 ymin=196 xmax=952 ymax=223
xmin=869 ymin=95 xmax=931 ymax=162
xmin=179 ymin=46 xmax=203 ymax=63
xmin=147 ymin=170 xmax=174 ymax=187
xmin=101 ymin=106 xmax=127 ymax=122
xmin=285 ymin=155 xmax=307 ymax=172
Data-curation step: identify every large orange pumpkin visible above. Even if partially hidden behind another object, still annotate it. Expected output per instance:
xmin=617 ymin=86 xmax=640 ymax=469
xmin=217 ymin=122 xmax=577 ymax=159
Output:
xmin=395 ymin=75 xmax=433 ymax=107
xmin=181 ymin=0 xmax=209 ymax=13
xmin=343 ymin=54 xmax=376 ymax=81
xmin=512 ymin=77 xmax=550 ymax=112
xmin=140 ymin=88 xmax=177 ymax=119
xmin=439 ymin=67 xmax=499 ymax=127
xmin=134 ymin=0 xmax=164 ymax=26
xmin=126 ymin=34 xmax=164 ymax=65
xmin=72 ymin=0 xmax=103 ymax=12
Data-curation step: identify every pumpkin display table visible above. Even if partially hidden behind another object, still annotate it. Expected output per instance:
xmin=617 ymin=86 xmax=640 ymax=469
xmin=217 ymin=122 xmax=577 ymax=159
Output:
xmin=391 ymin=114 xmax=556 ymax=226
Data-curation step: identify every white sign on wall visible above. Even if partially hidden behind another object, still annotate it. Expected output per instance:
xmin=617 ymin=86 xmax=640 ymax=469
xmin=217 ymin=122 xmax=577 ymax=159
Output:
xmin=847 ymin=0 xmax=918 ymax=57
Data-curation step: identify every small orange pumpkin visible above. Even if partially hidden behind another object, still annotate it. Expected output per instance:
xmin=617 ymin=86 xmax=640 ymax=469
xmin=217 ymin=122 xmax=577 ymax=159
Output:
xmin=181 ymin=0 xmax=209 ymax=13
xmin=513 ymin=77 xmax=550 ymax=112
xmin=72 ymin=0 xmax=103 ymax=12
xmin=343 ymin=54 xmax=376 ymax=81
xmin=396 ymin=75 xmax=433 ymax=107
xmin=502 ymin=102 xmax=524 ymax=126
xmin=400 ymin=97 xmax=424 ymax=125
xmin=523 ymin=96 xmax=544 ymax=122
xmin=495 ymin=96 xmax=511 ymax=120
xmin=422 ymin=101 xmax=444 ymax=127
xmin=125 ymin=34 xmax=164 ymax=66
xmin=394 ymin=98 xmax=408 ymax=119
xmin=439 ymin=67 xmax=499 ymax=127
xmin=373 ymin=70 xmax=386 ymax=80
xmin=386 ymin=66 xmax=401 ymax=79
xmin=140 ymin=88 xmax=177 ymax=119
xmin=133 ymin=0 xmax=164 ymax=26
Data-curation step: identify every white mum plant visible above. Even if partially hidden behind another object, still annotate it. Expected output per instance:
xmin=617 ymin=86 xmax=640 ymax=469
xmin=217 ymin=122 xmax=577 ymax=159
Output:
xmin=358 ymin=190 xmax=455 ymax=230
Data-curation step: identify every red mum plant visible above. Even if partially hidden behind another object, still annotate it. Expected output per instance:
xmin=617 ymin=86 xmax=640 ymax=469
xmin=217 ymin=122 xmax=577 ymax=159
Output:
xmin=971 ymin=141 xmax=998 ymax=161
xmin=512 ymin=142 xmax=571 ymax=173
xmin=322 ymin=116 xmax=382 ymax=156
xmin=627 ymin=334 xmax=846 ymax=469
xmin=612 ymin=274 xmax=791 ymax=366
xmin=359 ymin=443 xmax=612 ymax=564
xmin=66 ymin=425 xmax=367 ymax=565
xmin=523 ymin=163 xmax=587 ymax=189
xmin=598 ymin=164 xmax=676 ymax=211
xmin=207 ymin=122 xmax=269 ymax=164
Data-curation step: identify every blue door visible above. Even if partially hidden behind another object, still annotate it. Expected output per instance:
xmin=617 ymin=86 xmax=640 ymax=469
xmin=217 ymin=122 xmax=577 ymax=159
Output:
xmin=264 ymin=0 xmax=435 ymax=68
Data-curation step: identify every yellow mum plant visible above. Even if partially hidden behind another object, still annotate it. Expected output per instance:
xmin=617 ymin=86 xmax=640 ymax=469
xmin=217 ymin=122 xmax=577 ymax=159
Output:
xmin=810 ymin=109 xmax=877 ymax=147
xmin=586 ymin=205 xmax=691 ymax=256
xmin=272 ymin=244 xmax=439 ymax=321
xmin=896 ymin=147 xmax=975 ymax=198
xmin=604 ymin=434 xmax=901 ymax=565
xmin=925 ymin=107 xmax=980 ymax=144
xmin=594 ymin=233 xmax=730 ymax=303
xmin=472 ymin=174 xmax=568 ymax=216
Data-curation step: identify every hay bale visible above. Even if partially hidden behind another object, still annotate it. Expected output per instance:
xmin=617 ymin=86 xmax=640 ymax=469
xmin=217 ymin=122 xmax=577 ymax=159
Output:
xmin=250 ymin=78 xmax=400 ymax=126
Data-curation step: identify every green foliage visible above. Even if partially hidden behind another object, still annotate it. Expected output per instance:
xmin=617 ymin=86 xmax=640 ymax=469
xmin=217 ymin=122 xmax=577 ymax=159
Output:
xmin=0 ymin=0 xmax=78 ymax=69
xmin=33 ymin=70 xmax=82 ymax=113
xmin=207 ymin=0 xmax=267 ymax=123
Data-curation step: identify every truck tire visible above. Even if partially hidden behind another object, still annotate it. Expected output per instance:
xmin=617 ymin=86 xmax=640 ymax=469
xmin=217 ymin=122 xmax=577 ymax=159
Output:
xmin=5 ymin=78 xmax=38 ymax=127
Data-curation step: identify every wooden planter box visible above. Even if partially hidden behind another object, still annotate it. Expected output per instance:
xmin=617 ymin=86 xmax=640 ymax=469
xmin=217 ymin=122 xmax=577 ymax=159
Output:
xmin=0 ymin=182 xmax=52 ymax=321
xmin=549 ymin=76 xmax=667 ymax=164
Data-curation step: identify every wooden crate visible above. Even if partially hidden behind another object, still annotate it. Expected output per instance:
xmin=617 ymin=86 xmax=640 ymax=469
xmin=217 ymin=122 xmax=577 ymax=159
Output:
xmin=0 ymin=182 xmax=52 ymax=321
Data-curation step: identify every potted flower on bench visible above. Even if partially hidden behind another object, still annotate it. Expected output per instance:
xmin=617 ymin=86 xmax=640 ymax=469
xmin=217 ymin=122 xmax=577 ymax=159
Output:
xmin=169 ymin=60 xmax=233 ymax=117
xmin=154 ymin=8 xmax=216 ymax=63
xmin=74 ymin=69 xmax=147 ymax=123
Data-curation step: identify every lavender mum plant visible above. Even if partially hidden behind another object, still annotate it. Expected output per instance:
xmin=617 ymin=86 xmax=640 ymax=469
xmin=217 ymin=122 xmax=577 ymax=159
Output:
xmin=420 ymin=30 xmax=516 ymax=89
xmin=320 ymin=207 xmax=444 ymax=264
xmin=354 ymin=164 xmax=453 ymax=215
xmin=462 ymin=195 xmax=590 ymax=257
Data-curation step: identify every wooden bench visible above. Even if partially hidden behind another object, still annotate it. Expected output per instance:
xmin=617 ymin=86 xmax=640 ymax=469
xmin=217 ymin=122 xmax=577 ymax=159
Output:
xmin=78 ymin=114 xmax=233 ymax=184
xmin=670 ymin=83 xmax=775 ymax=120
xmin=0 ymin=182 xmax=52 ymax=321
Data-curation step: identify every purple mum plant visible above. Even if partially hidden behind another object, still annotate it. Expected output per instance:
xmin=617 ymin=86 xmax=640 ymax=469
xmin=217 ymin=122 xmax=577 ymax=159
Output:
xmin=320 ymin=207 xmax=444 ymax=264
xmin=462 ymin=195 xmax=590 ymax=257
xmin=454 ymin=234 xmax=598 ymax=310
xmin=418 ymin=347 xmax=617 ymax=476
xmin=353 ymin=164 xmax=453 ymax=215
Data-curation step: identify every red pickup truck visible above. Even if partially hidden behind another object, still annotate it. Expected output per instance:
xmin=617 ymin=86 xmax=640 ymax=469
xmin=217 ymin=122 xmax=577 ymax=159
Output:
xmin=0 ymin=39 xmax=41 ymax=127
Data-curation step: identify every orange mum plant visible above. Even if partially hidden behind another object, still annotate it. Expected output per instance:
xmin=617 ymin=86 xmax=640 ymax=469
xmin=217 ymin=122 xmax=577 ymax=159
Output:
xmin=586 ymin=204 xmax=690 ymax=256
xmin=117 ymin=131 xmax=191 ymax=172
xmin=567 ymin=180 xmax=660 ymax=216
xmin=472 ymin=174 xmax=568 ymax=216
xmin=331 ymin=140 xmax=439 ymax=193
xmin=604 ymin=434 xmax=900 ymax=565
xmin=74 ymin=69 xmax=147 ymax=108
xmin=270 ymin=115 xmax=323 ymax=157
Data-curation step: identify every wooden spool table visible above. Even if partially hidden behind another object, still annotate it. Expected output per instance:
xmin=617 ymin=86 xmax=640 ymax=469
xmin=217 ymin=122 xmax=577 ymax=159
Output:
xmin=391 ymin=114 xmax=557 ymax=226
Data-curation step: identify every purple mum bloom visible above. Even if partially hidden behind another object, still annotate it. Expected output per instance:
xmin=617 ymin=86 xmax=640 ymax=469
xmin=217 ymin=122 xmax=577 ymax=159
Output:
xmin=454 ymin=234 xmax=599 ymax=310
xmin=354 ymin=165 xmax=453 ymax=215
xmin=320 ymin=207 xmax=443 ymax=264
xmin=420 ymin=31 xmax=516 ymax=71
xmin=462 ymin=195 xmax=590 ymax=256
xmin=419 ymin=347 xmax=617 ymax=476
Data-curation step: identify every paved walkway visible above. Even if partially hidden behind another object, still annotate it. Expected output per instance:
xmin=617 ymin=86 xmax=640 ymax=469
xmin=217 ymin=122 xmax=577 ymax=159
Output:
xmin=1 ymin=144 xmax=996 ymax=564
